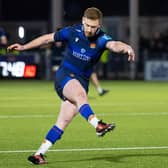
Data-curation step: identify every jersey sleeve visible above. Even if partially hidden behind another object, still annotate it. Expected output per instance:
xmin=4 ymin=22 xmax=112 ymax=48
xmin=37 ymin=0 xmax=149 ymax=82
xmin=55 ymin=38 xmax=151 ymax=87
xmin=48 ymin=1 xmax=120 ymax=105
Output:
xmin=99 ymin=34 xmax=113 ymax=48
xmin=53 ymin=27 xmax=70 ymax=42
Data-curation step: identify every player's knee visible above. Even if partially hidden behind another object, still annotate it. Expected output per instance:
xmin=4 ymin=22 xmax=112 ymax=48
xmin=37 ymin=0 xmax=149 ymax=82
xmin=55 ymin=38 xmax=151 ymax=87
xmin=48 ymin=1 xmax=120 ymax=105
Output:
xmin=75 ymin=91 xmax=88 ymax=105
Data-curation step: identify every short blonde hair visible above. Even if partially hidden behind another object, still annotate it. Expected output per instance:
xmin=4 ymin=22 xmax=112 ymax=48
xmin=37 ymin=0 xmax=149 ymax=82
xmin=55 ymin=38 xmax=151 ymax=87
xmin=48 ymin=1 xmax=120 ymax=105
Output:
xmin=83 ymin=7 xmax=103 ymax=21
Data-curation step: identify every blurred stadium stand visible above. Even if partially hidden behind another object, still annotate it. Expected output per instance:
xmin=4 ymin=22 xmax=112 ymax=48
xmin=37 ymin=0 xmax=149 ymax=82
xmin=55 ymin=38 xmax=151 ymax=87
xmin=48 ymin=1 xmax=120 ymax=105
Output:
xmin=0 ymin=0 xmax=168 ymax=80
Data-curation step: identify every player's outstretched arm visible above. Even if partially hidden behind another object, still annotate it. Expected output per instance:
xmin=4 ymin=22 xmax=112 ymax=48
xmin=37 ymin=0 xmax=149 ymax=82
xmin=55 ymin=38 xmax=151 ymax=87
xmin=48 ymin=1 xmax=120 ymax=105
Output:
xmin=106 ymin=41 xmax=135 ymax=61
xmin=7 ymin=33 xmax=55 ymax=51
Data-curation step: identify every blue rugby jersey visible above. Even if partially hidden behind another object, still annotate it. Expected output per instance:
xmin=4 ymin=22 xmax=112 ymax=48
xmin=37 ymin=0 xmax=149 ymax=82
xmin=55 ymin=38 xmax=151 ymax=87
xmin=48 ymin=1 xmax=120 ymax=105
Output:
xmin=53 ymin=24 xmax=112 ymax=79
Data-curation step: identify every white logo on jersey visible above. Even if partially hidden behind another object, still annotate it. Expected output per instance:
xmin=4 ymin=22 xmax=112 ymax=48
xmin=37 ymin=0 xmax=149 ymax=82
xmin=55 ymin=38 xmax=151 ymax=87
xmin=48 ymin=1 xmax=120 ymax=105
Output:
xmin=72 ymin=51 xmax=90 ymax=61
xmin=75 ymin=37 xmax=79 ymax=42
xmin=81 ymin=48 xmax=86 ymax=53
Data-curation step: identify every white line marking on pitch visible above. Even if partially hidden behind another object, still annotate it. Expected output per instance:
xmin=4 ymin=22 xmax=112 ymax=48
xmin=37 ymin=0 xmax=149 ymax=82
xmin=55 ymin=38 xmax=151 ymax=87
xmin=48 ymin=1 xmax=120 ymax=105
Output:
xmin=0 ymin=112 xmax=168 ymax=119
xmin=0 ymin=102 xmax=167 ymax=108
xmin=0 ymin=114 xmax=55 ymax=119
xmin=0 ymin=146 xmax=168 ymax=154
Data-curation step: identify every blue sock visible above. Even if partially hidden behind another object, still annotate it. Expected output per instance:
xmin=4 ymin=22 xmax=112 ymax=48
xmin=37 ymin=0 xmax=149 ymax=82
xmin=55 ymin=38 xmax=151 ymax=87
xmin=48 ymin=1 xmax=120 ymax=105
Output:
xmin=79 ymin=104 xmax=94 ymax=121
xmin=46 ymin=125 xmax=64 ymax=144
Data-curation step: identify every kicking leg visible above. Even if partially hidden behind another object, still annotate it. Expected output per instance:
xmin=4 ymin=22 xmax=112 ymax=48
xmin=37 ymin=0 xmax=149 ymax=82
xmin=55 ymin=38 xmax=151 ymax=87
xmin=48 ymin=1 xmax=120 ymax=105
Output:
xmin=63 ymin=79 xmax=115 ymax=136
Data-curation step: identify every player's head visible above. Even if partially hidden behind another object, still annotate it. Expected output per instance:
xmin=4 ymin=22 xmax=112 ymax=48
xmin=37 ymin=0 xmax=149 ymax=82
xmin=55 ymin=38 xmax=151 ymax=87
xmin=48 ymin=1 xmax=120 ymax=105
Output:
xmin=82 ymin=7 xmax=103 ymax=37
xmin=0 ymin=35 xmax=8 ymax=45
xmin=0 ymin=28 xmax=8 ymax=45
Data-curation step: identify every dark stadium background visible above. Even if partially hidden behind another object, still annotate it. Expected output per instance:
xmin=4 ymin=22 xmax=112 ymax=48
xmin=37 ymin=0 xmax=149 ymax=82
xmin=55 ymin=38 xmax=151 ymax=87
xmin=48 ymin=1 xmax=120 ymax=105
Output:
xmin=1 ymin=0 xmax=168 ymax=80
xmin=1 ymin=0 xmax=168 ymax=21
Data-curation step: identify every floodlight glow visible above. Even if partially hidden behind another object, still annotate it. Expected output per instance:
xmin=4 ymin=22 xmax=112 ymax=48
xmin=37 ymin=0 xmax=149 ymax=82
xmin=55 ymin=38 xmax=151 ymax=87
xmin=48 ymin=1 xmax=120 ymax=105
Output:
xmin=18 ymin=26 xmax=25 ymax=39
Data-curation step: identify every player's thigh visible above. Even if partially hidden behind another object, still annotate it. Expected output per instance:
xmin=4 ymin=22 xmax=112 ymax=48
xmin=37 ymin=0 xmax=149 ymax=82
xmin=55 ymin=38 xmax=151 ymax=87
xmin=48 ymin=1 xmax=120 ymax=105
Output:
xmin=63 ymin=78 xmax=87 ymax=102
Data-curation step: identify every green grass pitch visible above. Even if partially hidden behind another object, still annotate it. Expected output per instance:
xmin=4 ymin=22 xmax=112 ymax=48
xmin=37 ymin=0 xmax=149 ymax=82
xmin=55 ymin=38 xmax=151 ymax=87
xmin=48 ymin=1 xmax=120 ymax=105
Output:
xmin=0 ymin=80 xmax=168 ymax=168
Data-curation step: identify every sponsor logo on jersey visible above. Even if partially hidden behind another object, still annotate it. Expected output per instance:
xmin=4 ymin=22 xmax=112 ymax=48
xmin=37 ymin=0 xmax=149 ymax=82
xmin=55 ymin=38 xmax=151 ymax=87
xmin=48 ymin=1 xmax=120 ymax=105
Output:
xmin=72 ymin=50 xmax=90 ymax=61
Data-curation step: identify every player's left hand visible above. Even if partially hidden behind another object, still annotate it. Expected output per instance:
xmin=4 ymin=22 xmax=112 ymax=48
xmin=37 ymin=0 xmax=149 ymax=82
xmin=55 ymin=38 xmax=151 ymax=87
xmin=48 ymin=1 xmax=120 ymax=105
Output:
xmin=127 ymin=47 xmax=135 ymax=61
xmin=7 ymin=43 xmax=24 ymax=51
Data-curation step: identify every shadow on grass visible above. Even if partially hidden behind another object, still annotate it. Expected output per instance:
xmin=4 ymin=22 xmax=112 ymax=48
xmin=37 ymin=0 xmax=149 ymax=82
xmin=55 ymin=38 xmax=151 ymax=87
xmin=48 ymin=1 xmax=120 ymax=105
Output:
xmin=53 ymin=152 xmax=168 ymax=163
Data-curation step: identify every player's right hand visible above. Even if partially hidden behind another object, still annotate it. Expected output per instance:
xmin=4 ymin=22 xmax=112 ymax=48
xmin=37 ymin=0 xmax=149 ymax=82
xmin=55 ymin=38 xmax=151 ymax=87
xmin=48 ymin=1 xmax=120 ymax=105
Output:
xmin=7 ymin=43 xmax=25 ymax=51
